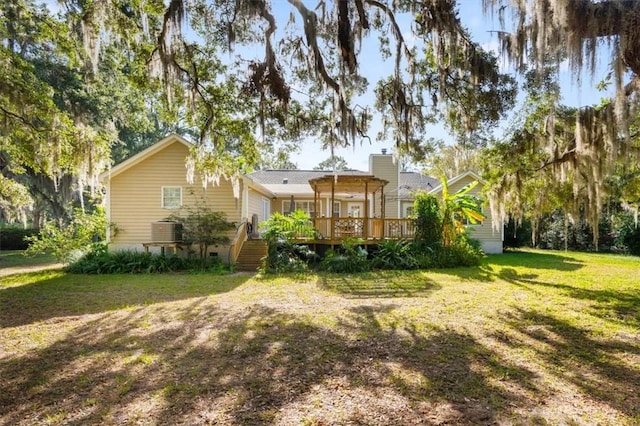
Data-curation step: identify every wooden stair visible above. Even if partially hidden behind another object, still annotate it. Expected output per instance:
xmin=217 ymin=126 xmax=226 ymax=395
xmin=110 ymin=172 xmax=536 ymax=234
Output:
xmin=235 ymin=239 xmax=267 ymax=271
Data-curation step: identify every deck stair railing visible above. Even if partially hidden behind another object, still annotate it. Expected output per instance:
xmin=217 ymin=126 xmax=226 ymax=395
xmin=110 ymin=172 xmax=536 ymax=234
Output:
xmin=229 ymin=220 xmax=248 ymax=263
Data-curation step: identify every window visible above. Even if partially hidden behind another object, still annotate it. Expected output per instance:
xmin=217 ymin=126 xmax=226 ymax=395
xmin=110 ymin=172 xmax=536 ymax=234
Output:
xmin=333 ymin=201 xmax=341 ymax=218
xmin=282 ymin=200 xmax=318 ymax=217
xmin=162 ymin=186 xmax=182 ymax=209
xmin=404 ymin=206 xmax=415 ymax=218
xmin=261 ymin=198 xmax=270 ymax=221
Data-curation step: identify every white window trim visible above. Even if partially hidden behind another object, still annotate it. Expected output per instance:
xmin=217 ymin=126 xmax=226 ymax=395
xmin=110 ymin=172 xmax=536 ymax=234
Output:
xmin=332 ymin=201 xmax=341 ymax=218
xmin=161 ymin=186 xmax=182 ymax=209
xmin=261 ymin=197 xmax=271 ymax=221
xmin=282 ymin=200 xmax=319 ymax=216
xmin=403 ymin=204 xmax=414 ymax=218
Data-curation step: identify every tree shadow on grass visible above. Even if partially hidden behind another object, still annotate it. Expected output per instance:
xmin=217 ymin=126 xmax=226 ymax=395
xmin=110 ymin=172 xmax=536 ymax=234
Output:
xmin=495 ymin=267 xmax=640 ymax=329
xmin=0 ymin=303 xmax=542 ymax=425
xmin=498 ymin=308 xmax=640 ymax=419
xmin=495 ymin=250 xmax=585 ymax=271
xmin=0 ymin=272 xmax=250 ymax=328
xmin=434 ymin=251 xmax=586 ymax=283
xmin=318 ymin=270 xmax=441 ymax=298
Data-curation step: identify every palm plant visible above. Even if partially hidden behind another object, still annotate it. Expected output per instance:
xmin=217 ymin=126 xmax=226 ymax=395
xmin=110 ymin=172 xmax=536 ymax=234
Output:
xmin=440 ymin=178 xmax=485 ymax=247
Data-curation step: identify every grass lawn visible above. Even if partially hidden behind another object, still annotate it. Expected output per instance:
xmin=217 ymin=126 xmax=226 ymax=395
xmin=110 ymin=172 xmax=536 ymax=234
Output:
xmin=0 ymin=251 xmax=60 ymax=274
xmin=0 ymin=249 xmax=639 ymax=425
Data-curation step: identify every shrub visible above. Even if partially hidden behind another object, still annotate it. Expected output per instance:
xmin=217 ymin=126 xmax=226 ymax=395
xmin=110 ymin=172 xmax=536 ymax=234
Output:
xmin=503 ymin=218 xmax=532 ymax=248
xmin=66 ymin=245 xmax=227 ymax=274
xmin=263 ymin=241 xmax=314 ymax=273
xmin=169 ymin=205 xmax=235 ymax=262
xmin=0 ymin=227 xmax=39 ymax=250
xmin=260 ymin=210 xmax=316 ymax=273
xmin=413 ymin=192 xmax=442 ymax=247
xmin=370 ymin=239 xmax=419 ymax=270
xmin=537 ymin=210 xmax=595 ymax=251
xmin=25 ymin=208 xmax=109 ymax=263
xmin=617 ymin=223 xmax=640 ymax=255
xmin=429 ymin=237 xmax=484 ymax=268
xmin=319 ymin=237 xmax=369 ymax=273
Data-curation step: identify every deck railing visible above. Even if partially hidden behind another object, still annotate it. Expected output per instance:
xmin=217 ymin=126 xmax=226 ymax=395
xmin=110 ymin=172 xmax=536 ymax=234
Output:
xmin=312 ymin=217 xmax=415 ymax=240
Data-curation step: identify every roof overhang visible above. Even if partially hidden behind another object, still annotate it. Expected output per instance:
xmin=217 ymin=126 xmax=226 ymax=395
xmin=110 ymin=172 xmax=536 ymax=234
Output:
xmin=241 ymin=175 xmax=276 ymax=198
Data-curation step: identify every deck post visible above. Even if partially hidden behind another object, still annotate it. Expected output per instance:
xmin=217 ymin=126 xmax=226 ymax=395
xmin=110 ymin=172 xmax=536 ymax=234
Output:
xmin=313 ymin=185 xmax=318 ymax=219
xmin=330 ymin=179 xmax=335 ymax=240
xmin=364 ymin=181 xmax=369 ymax=239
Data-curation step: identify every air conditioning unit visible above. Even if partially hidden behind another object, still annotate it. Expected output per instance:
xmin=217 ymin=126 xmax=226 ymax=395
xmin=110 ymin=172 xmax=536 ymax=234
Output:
xmin=151 ymin=220 xmax=183 ymax=242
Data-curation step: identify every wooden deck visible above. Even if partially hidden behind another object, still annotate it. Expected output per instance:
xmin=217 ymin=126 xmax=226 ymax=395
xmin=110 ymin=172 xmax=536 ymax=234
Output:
xmin=230 ymin=217 xmax=415 ymax=264
xmin=285 ymin=217 xmax=415 ymax=245
xmin=312 ymin=217 xmax=415 ymax=240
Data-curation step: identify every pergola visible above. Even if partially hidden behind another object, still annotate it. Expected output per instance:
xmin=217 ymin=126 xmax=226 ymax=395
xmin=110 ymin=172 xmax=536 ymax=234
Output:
xmin=308 ymin=174 xmax=389 ymax=240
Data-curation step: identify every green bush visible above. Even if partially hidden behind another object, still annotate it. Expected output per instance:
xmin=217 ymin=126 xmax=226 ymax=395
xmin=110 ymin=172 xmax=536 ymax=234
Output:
xmin=617 ymin=223 xmax=640 ymax=255
xmin=260 ymin=210 xmax=316 ymax=273
xmin=319 ymin=237 xmax=369 ymax=273
xmin=0 ymin=227 xmax=39 ymax=250
xmin=429 ymin=238 xmax=484 ymax=268
xmin=370 ymin=239 xmax=419 ymax=270
xmin=262 ymin=241 xmax=315 ymax=273
xmin=169 ymin=205 xmax=235 ymax=262
xmin=25 ymin=208 xmax=109 ymax=263
xmin=413 ymin=192 xmax=442 ymax=247
xmin=503 ymin=218 xmax=532 ymax=248
xmin=66 ymin=245 xmax=227 ymax=274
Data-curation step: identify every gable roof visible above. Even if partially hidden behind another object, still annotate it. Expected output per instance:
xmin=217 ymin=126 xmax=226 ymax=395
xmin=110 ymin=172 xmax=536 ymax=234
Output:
xmin=398 ymin=172 xmax=440 ymax=198
xmin=428 ymin=171 xmax=486 ymax=194
xmin=99 ymin=134 xmax=192 ymax=181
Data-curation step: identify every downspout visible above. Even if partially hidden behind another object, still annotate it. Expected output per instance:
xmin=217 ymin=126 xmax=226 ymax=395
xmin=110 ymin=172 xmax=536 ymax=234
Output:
xmin=105 ymin=175 xmax=112 ymax=245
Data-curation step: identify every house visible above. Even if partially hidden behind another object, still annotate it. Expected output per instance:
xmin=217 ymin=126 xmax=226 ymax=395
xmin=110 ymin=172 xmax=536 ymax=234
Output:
xmin=100 ymin=134 xmax=503 ymax=265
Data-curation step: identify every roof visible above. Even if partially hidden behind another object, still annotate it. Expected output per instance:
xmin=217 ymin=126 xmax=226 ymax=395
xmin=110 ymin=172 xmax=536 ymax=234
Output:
xmin=248 ymin=169 xmax=369 ymax=185
xmin=249 ymin=169 xmax=442 ymax=197
xmin=250 ymin=169 xmax=375 ymax=196
xmin=398 ymin=172 xmax=440 ymax=198
xmin=101 ymin=135 xmax=478 ymax=198
xmin=100 ymin=133 xmax=192 ymax=181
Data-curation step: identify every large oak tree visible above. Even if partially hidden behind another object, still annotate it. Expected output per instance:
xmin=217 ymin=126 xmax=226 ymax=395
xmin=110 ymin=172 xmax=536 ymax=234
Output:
xmin=3 ymin=0 xmax=639 ymax=231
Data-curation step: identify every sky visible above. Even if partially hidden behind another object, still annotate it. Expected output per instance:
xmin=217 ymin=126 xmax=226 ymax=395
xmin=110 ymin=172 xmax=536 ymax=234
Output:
xmin=286 ymin=1 xmax=615 ymax=171
xmin=42 ymin=0 xmax=615 ymax=172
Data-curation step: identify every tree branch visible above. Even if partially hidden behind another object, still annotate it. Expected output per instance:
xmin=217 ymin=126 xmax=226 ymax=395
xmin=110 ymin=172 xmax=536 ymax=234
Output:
xmin=0 ymin=106 xmax=42 ymax=130
xmin=365 ymin=0 xmax=414 ymax=77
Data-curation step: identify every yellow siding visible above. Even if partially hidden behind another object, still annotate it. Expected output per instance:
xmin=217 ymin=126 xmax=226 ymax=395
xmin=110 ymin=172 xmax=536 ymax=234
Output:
xmin=108 ymin=141 xmax=241 ymax=250
xmin=444 ymin=175 xmax=501 ymax=245
xmin=248 ymin=188 xmax=271 ymax=223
